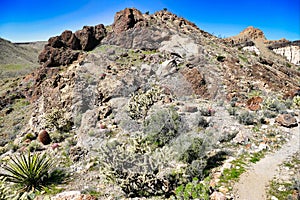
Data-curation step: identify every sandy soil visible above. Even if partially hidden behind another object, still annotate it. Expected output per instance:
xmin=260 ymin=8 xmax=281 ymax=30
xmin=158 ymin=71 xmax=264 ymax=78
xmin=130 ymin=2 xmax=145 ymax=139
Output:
xmin=233 ymin=125 xmax=300 ymax=200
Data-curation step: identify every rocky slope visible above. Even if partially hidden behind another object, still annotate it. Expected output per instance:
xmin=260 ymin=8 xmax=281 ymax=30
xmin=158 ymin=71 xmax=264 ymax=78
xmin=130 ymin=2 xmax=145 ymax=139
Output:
xmin=0 ymin=8 xmax=299 ymax=200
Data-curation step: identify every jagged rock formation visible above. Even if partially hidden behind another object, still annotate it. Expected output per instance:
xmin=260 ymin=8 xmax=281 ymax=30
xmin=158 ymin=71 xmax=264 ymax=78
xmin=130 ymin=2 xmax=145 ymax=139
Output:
xmin=38 ymin=24 xmax=106 ymax=67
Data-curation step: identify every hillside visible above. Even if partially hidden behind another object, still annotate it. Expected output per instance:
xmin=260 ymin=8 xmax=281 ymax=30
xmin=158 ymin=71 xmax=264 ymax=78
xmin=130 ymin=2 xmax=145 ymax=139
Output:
xmin=0 ymin=38 xmax=45 ymax=78
xmin=0 ymin=8 xmax=299 ymax=200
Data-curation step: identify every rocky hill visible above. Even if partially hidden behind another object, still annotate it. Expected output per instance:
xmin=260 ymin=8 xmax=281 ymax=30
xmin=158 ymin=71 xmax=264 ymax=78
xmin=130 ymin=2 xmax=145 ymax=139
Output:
xmin=0 ymin=38 xmax=45 ymax=78
xmin=0 ymin=8 xmax=299 ymax=200
xmin=224 ymin=26 xmax=300 ymax=66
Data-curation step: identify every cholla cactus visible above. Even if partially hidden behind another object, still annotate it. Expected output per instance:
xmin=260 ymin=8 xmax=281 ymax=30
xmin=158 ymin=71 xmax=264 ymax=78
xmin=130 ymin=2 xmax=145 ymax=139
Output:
xmin=44 ymin=108 xmax=73 ymax=131
xmin=127 ymin=85 xmax=162 ymax=119
xmin=98 ymin=134 xmax=183 ymax=197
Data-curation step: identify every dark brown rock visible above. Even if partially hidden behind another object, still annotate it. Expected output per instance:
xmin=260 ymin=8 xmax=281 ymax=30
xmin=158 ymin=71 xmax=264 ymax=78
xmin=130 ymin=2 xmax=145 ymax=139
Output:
xmin=275 ymin=114 xmax=298 ymax=128
xmin=75 ymin=24 xmax=106 ymax=51
xmin=112 ymin=8 xmax=144 ymax=34
xmin=38 ymin=130 xmax=52 ymax=145
xmin=39 ymin=24 xmax=106 ymax=67
xmin=61 ymin=30 xmax=81 ymax=50
xmin=38 ymin=46 xmax=80 ymax=67
xmin=48 ymin=36 xmax=64 ymax=48
xmin=181 ymin=67 xmax=208 ymax=97
xmin=247 ymin=96 xmax=263 ymax=111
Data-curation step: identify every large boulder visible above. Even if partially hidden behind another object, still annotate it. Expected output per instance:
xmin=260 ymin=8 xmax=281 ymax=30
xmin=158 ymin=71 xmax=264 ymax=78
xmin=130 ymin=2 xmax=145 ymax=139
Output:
xmin=112 ymin=8 xmax=145 ymax=34
xmin=75 ymin=24 xmax=106 ymax=51
xmin=38 ymin=46 xmax=80 ymax=67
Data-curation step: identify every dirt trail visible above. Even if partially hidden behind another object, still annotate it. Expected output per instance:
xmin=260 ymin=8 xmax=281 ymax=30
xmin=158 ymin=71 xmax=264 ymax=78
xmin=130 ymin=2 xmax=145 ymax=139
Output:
xmin=233 ymin=126 xmax=300 ymax=200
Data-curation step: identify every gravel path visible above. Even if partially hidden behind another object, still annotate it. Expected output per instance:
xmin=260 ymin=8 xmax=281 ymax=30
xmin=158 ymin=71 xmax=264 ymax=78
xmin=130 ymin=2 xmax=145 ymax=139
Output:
xmin=233 ymin=126 xmax=300 ymax=200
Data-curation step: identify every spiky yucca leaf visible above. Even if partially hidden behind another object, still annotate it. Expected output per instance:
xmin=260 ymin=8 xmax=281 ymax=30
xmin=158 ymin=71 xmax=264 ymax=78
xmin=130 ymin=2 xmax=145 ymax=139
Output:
xmin=0 ymin=152 xmax=53 ymax=192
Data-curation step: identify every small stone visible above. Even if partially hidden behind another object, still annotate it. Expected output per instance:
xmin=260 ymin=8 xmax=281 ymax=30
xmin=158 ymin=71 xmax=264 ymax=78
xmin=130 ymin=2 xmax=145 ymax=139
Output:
xmin=271 ymin=196 xmax=279 ymax=200
xmin=275 ymin=114 xmax=298 ymax=128
xmin=183 ymin=105 xmax=198 ymax=113
xmin=99 ymin=124 xmax=106 ymax=129
xmin=210 ymin=191 xmax=227 ymax=200
xmin=257 ymin=142 xmax=269 ymax=151
xmin=223 ymin=162 xmax=232 ymax=170
xmin=219 ymin=186 xmax=229 ymax=194
xmin=51 ymin=143 xmax=60 ymax=150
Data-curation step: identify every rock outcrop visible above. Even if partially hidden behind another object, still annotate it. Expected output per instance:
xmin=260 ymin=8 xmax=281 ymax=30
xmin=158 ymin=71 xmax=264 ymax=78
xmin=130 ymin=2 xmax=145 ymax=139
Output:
xmin=112 ymin=8 xmax=145 ymax=34
xmin=272 ymin=45 xmax=300 ymax=65
xmin=224 ymin=26 xmax=266 ymax=46
xmin=39 ymin=24 xmax=106 ymax=67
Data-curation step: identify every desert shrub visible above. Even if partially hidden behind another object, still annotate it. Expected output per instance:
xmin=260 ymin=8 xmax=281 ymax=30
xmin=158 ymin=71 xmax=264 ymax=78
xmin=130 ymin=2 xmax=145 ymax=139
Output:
xmin=293 ymin=96 xmax=300 ymax=107
xmin=175 ymin=177 xmax=210 ymax=200
xmin=238 ymin=111 xmax=256 ymax=125
xmin=23 ymin=133 xmax=36 ymax=141
xmin=180 ymin=138 xmax=206 ymax=164
xmin=263 ymin=110 xmax=277 ymax=118
xmin=50 ymin=131 xmax=70 ymax=143
xmin=27 ymin=140 xmax=44 ymax=152
xmin=144 ymin=108 xmax=180 ymax=147
xmin=199 ymin=106 xmax=215 ymax=116
xmin=98 ymin=136 xmax=183 ymax=198
xmin=197 ymin=116 xmax=209 ymax=128
xmin=0 ymin=152 xmax=54 ymax=192
xmin=185 ymin=159 xmax=207 ymax=179
xmin=227 ymin=106 xmax=238 ymax=116
xmin=263 ymin=97 xmax=287 ymax=113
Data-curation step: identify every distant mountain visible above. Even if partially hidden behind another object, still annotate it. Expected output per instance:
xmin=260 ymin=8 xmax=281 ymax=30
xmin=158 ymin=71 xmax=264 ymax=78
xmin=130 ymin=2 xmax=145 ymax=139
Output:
xmin=224 ymin=26 xmax=300 ymax=65
xmin=0 ymin=38 xmax=45 ymax=77
xmin=0 ymin=8 xmax=299 ymax=200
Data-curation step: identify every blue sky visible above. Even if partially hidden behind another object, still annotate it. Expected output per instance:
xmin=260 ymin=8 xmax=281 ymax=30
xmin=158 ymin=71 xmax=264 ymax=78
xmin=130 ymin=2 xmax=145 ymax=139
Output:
xmin=0 ymin=0 xmax=299 ymax=42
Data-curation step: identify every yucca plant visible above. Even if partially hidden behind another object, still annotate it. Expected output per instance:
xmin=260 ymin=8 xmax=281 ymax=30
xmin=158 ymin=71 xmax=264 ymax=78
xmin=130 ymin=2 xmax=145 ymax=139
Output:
xmin=0 ymin=152 xmax=54 ymax=192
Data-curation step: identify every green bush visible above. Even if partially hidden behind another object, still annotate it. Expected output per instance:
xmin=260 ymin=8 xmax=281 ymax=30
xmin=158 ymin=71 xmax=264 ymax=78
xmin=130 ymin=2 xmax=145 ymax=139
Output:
xmin=175 ymin=177 xmax=210 ymax=200
xmin=144 ymin=108 xmax=180 ymax=147
xmin=0 ymin=152 xmax=54 ymax=192
xmin=180 ymin=138 xmax=205 ymax=164
xmin=238 ymin=111 xmax=256 ymax=125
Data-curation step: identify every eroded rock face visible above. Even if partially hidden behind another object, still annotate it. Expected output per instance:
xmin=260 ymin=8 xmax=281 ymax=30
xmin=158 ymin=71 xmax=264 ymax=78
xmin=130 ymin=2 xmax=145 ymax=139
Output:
xmin=112 ymin=8 xmax=145 ymax=34
xmin=272 ymin=46 xmax=300 ymax=65
xmin=39 ymin=24 xmax=106 ymax=67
